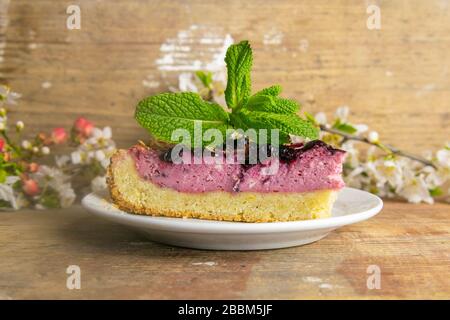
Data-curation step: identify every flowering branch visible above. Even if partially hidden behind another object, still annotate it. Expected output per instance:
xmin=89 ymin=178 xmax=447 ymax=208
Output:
xmin=311 ymin=107 xmax=449 ymax=204
xmin=0 ymin=84 xmax=116 ymax=210
xmin=319 ymin=125 xmax=436 ymax=169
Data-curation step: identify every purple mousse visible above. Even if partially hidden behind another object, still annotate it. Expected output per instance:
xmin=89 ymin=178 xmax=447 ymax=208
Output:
xmin=129 ymin=140 xmax=346 ymax=193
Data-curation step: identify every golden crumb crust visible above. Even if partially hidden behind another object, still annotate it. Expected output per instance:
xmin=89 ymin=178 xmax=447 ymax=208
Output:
xmin=107 ymin=148 xmax=338 ymax=223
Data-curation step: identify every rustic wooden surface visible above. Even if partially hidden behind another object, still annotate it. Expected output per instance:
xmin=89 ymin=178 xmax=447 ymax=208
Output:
xmin=0 ymin=202 xmax=449 ymax=299
xmin=0 ymin=0 xmax=449 ymax=151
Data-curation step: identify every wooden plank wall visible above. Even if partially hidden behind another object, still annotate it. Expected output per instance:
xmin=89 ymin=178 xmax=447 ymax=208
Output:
xmin=0 ymin=0 xmax=449 ymax=151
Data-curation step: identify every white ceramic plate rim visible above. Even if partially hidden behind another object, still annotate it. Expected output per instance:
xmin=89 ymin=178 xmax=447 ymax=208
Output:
xmin=82 ymin=187 xmax=383 ymax=234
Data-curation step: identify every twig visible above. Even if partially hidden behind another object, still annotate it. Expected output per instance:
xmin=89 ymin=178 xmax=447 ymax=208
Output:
xmin=1 ymin=131 xmax=21 ymax=156
xmin=320 ymin=125 xmax=437 ymax=169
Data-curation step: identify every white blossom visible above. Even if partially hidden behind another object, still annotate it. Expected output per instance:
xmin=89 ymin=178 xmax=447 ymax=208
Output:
xmin=91 ymin=176 xmax=107 ymax=194
xmin=41 ymin=146 xmax=50 ymax=155
xmin=71 ymin=151 xmax=82 ymax=164
xmin=178 ymin=73 xmax=199 ymax=92
xmin=55 ymin=155 xmax=70 ymax=168
xmin=67 ymin=125 xmax=116 ymax=169
xmin=0 ymin=176 xmax=21 ymax=210
xmin=422 ymin=166 xmax=444 ymax=188
xmin=15 ymin=121 xmax=24 ymax=131
xmin=32 ymin=166 xmax=76 ymax=208
xmin=341 ymin=141 xmax=358 ymax=167
xmin=436 ymin=147 xmax=450 ymax=168
xmin=94 ymin=150 xmax=105 ymax=161
xmin=87 ymin=150 xmax=95 ymax=160
xmin=314 ymin=112 xmax=327 ymax=125
xmin=0 ymin=85 xmax=21 ymax=106
xmin=368 ymin=131 xmax=379 ymax=143
xmin=100 ymin=158 xmax=110 ymax=169
xmin=86 ymin=127 xmax=114 ymax=149
xmin=344 ymin=166 xmax=366 ymax=189
xmin=399 ymin=172 xmax=434 ymax=204
xmin=59 ymin=186 xmax=76 ymax=208
xmin=354 ymin=124 xmax=368 ymax=135
xmin=335 ymin=106 xmax=349 ymax=122
xmin=21 ymin=140 xmax=32 ymax=149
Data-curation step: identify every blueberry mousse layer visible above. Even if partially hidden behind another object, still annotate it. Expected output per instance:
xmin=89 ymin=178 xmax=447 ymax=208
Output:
xmin=129 ymin=140 xmax=346 ymax=194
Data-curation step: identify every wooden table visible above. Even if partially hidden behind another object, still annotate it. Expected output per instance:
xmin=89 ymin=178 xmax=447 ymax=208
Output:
xmin=1 ymin=202 xmax=448 ymax=299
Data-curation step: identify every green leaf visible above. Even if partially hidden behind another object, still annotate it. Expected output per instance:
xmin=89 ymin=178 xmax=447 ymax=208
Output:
xmin=195 ymin=71 xmax=213 ymax=88
xmin=231 ymin=109 xmax=319 ymax=142
xmin=274 ymin=98 xmax=301 ymax=113
xmin=0 ymin=169 xmax=6 ymax=183
xmin=39 ymin=187 xmax=61 ymax=208
xmin=224 ymin=41 xmax=253 ymax=108
xmin=304 ymin=111 xmax=317 ymax=125
xmin=245 ymin=94 xmax=300 ymax=114
xmin=135 ymin=92 xmax=230 ymax=148
xmin=0 ymin=199 xmax=12 ymax=208
xmin=254 ymin=85 xmax=282 ymax=97
xmin=246 ymin=84 xmax=300 ymax=114
xmin=429 ymin=187 xmax=443 ymax=197
xmin=332 ymin=120 xmax=357 ymax=134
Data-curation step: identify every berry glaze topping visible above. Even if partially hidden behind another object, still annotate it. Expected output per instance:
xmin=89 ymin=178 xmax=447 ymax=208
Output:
xmin=129 ymin=140 xmax=346 ymax=193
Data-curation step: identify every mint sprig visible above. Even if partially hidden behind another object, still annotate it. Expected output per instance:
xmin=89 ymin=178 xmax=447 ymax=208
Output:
xmin=230 ymin=109 xmax=317 ymax=144
xmin=246 ymin=94 xmax=300 ymax=114
xmin=135 ymin=40 xmax=319 ymax=148
xmin=135 ymin=92 xmax=229 ymax=148
xmin=224 ymin=40 xmax=252 ymax=109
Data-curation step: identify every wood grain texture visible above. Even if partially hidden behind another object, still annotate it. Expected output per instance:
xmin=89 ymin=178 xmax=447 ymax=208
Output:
xmin=0 ymin=0 xmax=449 ymax=152
xmin=0 ymin=202 xmax=448 ymax=299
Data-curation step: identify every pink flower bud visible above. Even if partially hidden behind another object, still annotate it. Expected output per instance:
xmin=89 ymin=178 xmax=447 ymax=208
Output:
xmin=28 ymin=162 xmax=39 ymax=173
xmin=0 ymin=138 xmax=4 ymax=152
xmin=74 ymin=117 xmax=94 ymax=137
xmin=52 ymin=127 xmax=68 ymax=144
xmin=22 ymin=179 xmax=40 ymax=196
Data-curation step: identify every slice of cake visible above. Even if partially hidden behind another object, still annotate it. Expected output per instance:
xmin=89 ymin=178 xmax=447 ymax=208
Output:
xmin=107 ymin=141 xmax=345 ymax=222
xmin=107 ymin=40 xmax=347 ymax=222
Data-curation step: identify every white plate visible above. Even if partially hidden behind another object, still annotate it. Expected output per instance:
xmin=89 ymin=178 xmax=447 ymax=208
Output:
xmin=82 ymin=187 xmax=383 ymax=250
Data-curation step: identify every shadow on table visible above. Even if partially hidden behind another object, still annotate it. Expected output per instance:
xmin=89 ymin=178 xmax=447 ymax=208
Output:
xmin=56 ymin=213 xmax=245 ymax=258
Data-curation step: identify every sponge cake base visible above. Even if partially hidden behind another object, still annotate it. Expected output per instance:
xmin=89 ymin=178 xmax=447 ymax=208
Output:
xmin=107 ymin=150 xmax=338 ymax=223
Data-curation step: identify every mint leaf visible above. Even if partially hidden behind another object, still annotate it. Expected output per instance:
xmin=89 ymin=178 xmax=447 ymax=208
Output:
xmin=245 ymin=94 xmax=300 ymax=114
xmin=274 ymin=97 xmax=300 ymax=113
xmin=224 ymin=41 xmax=253 ymax=109
xmin=254 ymin=85 xmax=282 ymax=97
xmin=247 ymin=85 xmax=299 ymax=114
xmin=135 ymin=92 xmax=229 ymax=148
xmin=231 ymin=109 xmax=319 ymax=143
